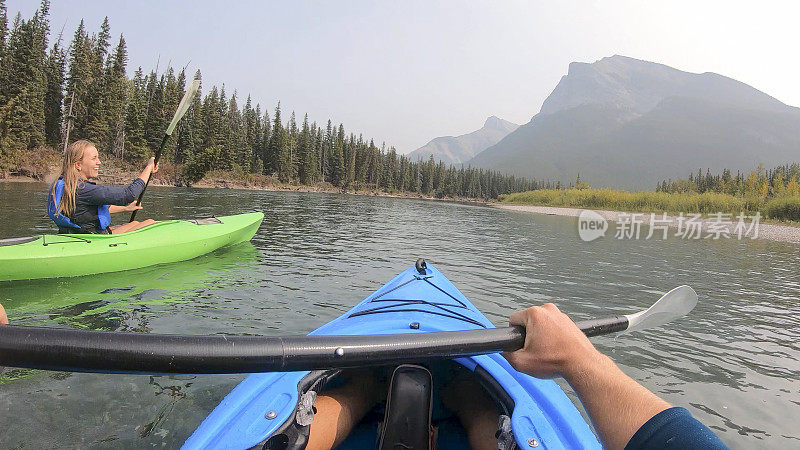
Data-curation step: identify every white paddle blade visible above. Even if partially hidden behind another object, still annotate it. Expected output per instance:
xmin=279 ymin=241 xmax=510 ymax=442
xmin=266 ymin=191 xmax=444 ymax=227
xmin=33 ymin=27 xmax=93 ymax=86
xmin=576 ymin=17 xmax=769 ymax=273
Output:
xmin=623 ymin=285 xmax=697 ymax=334
xmin=165 ymin=78 xmax=201 ymax=136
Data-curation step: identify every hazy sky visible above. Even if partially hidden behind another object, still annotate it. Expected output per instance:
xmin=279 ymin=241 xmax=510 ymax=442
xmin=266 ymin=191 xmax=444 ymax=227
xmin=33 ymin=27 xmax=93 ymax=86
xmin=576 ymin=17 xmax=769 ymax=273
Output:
xmin=8 ymin=1 xmax=800 ymax=153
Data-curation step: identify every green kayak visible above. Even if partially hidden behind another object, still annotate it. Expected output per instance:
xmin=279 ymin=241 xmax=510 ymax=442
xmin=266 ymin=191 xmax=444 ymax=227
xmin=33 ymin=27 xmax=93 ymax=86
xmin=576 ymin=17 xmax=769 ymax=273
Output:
xmin=0 ymin=212 xmax=263 ymax=282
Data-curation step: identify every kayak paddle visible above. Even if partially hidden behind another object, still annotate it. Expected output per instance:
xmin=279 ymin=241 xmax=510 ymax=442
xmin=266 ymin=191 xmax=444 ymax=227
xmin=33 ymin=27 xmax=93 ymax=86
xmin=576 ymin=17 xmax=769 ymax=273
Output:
xmin=0 ymin=286 xmax=696 ymax=374
xmin=574 ymin=285 xmax=697 ymax=336
xmin=129 ymin=76 xmax=201 ymax=222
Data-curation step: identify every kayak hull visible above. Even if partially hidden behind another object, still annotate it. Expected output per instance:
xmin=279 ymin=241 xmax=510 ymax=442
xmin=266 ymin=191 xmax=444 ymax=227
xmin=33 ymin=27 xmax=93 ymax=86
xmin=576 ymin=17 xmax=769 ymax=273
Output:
xmin=0 ymin=212 xmax=263 ymax=281
xmin=184 ymin=263 xmax=600 ymax=449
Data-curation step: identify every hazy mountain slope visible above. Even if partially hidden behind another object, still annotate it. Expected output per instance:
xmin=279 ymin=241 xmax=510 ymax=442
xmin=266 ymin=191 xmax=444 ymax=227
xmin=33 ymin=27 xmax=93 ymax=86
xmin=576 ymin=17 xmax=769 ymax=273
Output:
xmin=469 ymin=55 xmax=800 ymax=190
xmin=408 ymin=116 xmax=518 ymax=164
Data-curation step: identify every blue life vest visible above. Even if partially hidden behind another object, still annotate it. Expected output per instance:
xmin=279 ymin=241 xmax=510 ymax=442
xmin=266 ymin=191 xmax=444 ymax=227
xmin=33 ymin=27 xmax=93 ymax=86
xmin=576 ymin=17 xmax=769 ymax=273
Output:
xmin=47 ymin=179 xmax=111 ymax=231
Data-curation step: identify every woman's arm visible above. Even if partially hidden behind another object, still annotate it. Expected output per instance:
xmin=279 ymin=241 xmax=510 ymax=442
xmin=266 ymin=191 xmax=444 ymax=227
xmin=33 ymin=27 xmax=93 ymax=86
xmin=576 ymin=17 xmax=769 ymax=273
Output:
xmin=81 ymin=179 xmax=145 ymax=206
xmin=109 ymin=201 xmax=142 ymax=214
xmin=80 ymin=158 xmax=158 ymax=206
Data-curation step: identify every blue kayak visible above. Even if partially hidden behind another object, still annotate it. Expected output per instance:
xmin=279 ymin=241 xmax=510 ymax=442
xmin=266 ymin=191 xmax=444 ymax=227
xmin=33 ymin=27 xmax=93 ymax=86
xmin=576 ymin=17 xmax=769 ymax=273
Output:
xmin=184 ymin=262 xmax=600 ymax=449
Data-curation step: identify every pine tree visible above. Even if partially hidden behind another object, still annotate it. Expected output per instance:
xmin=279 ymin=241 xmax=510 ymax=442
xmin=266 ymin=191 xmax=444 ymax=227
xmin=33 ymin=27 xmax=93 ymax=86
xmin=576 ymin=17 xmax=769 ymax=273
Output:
xmin=103 ymin=34 xmax=127 ymax=155
xmin=143 ymin=70 xmax=166 ymax=151
xmin=0 ymin=1 xmax=49 ymax=155
xmin=43 ymin=34 xmax=65 ymax=148
xmin=84 ymin=17 xmax=112 ymax=149
xmin=201 ymin=85 xmax=222 ymax=150
xmin=329 ymin=124 xmax=345 ymax=186
xmin=226 ymin=92 xmax=248 ymax=171
xmin=315 ymin=126 xmax=323 ymax=180
xmin=322 ymin=120 xmax=333 ymax=182
xmin=277 ymin=110 xmax=297 ymax=182
xmin=94 ymin=17 xmax=110 ymax=62
xmin=265 ymin=102 xmax=284 ymax=176
xmin=64 ymin=20 xmax=90 ymax=140
xmin=0 ymin=0 xmax=7 ymax=62
xmin=258 ymin=108 xmax=270 ymax=173
xmin=158 ymin=67 xmax=181 ymax=159
xmin=249 ymin=101 xmax=263 ymax=173
xmin=123 ymin=67 xmax=147 ymax=159
xmin=242 ymin=95 xmax=258 ymax=171
xmin=297 ymin=113 xmax=316 ymax=184
xmin=27 ymin=0 xmax=49 ymax=148
xmin=422 ymin=155 xmax=435 ymax=194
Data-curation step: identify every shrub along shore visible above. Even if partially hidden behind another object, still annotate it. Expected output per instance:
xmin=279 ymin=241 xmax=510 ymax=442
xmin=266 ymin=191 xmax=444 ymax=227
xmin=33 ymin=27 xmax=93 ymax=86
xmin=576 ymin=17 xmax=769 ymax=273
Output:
xmin=499 ymin=188 xmax=800 ymax=223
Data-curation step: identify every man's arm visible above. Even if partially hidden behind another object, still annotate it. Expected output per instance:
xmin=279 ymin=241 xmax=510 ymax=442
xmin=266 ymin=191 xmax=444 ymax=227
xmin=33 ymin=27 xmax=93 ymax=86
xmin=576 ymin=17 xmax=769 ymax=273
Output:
xmin=503 ymin=304 xmax=670 ymax=449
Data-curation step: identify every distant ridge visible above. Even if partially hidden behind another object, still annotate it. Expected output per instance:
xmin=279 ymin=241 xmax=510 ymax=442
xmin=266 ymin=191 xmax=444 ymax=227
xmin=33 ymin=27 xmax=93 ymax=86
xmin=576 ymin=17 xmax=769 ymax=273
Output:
xmin=468 ymin=55 xmax=800 ymax=190
xmin=408 ymin=116 xmax=519 ymax=164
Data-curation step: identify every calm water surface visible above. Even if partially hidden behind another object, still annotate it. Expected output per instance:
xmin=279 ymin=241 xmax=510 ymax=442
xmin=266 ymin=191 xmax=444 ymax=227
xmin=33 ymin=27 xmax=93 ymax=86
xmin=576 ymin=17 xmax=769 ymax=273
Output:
xmin=1 ymin=182 xmax=798 ymax=449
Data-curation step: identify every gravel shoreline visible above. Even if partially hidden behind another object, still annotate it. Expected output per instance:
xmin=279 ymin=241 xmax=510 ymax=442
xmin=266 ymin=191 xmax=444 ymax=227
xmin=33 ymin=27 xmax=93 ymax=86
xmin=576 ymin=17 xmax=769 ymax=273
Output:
xmin=493 ymin=204 xmax=800 ymax=244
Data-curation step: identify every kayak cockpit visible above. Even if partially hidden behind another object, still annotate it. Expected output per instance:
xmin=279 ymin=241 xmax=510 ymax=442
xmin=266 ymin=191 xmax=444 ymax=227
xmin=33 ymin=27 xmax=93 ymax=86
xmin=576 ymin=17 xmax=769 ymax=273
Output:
xmin=259 ymin=360 xmax=514 ymax=450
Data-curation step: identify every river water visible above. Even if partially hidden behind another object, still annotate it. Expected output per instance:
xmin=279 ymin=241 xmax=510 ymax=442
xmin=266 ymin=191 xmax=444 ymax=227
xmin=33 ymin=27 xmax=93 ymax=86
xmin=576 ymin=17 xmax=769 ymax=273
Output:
xmin=0 ymin=182 xmax=798 ymax=449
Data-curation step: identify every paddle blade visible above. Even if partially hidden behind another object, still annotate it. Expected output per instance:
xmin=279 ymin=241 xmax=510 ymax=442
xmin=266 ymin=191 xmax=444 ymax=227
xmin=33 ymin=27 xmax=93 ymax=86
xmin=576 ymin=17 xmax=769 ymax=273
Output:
xmin=623 ymin=285 xmax=697 ymax=334
xmin=165 ymin=78 xmax=201 ymax=136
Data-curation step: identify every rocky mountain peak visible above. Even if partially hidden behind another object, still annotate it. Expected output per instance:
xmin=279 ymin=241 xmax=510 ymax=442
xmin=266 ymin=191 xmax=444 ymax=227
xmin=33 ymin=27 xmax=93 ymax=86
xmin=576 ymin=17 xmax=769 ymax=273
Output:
xmin=539 ymin=55 xmax=789 ymax=118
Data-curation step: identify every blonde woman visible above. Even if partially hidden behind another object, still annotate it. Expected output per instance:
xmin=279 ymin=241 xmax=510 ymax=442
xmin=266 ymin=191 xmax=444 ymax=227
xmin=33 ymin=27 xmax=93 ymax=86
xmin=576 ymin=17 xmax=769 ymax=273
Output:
xmin=47 ymin=140 xmax=159 ymax=234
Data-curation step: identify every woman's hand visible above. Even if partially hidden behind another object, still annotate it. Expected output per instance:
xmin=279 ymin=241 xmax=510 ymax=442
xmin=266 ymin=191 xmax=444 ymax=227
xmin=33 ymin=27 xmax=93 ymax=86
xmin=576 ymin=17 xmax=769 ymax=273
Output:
xmin=146 ymin=157 xmax=160 ymax=174
xmin=123 ymin=200 xmax=143 ymax=212
xmin=139 ymin=157 xmax=159 ymax=183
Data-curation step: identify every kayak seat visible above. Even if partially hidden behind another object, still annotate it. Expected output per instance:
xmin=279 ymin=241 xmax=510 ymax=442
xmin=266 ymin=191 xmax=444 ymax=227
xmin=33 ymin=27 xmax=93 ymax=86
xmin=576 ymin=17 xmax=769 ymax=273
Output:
xmin=378 ymin=364 xmax=434 ymax=450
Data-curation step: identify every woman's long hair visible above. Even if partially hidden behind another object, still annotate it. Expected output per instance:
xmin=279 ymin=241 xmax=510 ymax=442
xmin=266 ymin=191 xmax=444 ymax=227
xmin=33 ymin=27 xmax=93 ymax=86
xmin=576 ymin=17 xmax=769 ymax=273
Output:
xmin=50 ymin=140 xmax=95 ymax=217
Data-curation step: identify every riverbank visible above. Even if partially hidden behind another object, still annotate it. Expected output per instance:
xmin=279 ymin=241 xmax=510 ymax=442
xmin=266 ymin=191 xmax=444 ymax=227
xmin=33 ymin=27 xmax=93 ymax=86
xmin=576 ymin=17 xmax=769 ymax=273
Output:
xmin=499 ymin=188 xmax=800 ymax=222
xmin=0 ymin=154 xmax=489 ymax=205
xmin=494 ymin=203 xmax=800 ymax=244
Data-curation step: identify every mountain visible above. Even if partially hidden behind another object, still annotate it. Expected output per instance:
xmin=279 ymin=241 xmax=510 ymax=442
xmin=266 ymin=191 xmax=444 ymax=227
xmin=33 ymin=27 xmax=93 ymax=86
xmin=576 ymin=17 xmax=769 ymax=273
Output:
xmin=469 ymin=55 xmax=800 ymax=190
xmin=408 ymin=116 xmax=519 ymax=164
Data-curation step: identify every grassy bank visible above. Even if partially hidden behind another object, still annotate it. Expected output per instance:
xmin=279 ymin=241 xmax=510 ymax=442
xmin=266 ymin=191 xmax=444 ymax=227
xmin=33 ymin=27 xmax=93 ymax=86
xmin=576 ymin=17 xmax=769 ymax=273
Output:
xmin=499 ymin=188 xmax=800 ymax=222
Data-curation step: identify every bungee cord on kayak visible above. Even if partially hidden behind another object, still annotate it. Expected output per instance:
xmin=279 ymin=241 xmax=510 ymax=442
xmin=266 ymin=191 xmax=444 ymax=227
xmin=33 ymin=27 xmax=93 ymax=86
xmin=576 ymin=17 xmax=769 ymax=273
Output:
xmin=348 ymin=261 xmax=485 ymax=327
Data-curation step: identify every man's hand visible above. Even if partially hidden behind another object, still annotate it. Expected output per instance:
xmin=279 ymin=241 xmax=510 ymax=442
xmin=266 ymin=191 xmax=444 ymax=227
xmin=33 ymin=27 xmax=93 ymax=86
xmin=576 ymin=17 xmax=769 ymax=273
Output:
xmin=0 ymin=303 xmax=7 ymax=325
xmin=503 ymin=303 xmax=603 ymax=379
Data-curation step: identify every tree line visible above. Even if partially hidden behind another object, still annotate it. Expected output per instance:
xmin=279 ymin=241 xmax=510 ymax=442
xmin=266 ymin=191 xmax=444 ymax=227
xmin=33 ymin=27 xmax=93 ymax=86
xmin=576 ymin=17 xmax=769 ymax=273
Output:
xmin=656 ymin=163 xmax=800 ymax=199
xmin=0 ymin=1 xmax=540 ymax=199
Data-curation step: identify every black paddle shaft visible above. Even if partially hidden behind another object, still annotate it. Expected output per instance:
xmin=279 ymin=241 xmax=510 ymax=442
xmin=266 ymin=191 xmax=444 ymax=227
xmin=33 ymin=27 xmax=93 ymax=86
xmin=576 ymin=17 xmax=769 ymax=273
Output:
xmin=0 ymin=316 xmax=631 ymax=374
xmin=129 ymin=134 xmax=168 ymax=222
xmin=0 ymin=325 xmax=526 ymax=374
xmin=575 ymin=316 xmax=629 ymax=337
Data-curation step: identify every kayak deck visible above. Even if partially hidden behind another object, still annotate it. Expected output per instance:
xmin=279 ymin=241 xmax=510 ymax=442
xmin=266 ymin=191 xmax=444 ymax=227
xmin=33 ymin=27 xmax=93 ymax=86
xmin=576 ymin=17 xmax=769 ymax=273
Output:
xmin=0 ymin=212 xmax=263 ymax=281
xmin=184 ymin=263 xmax=600 ymax=449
